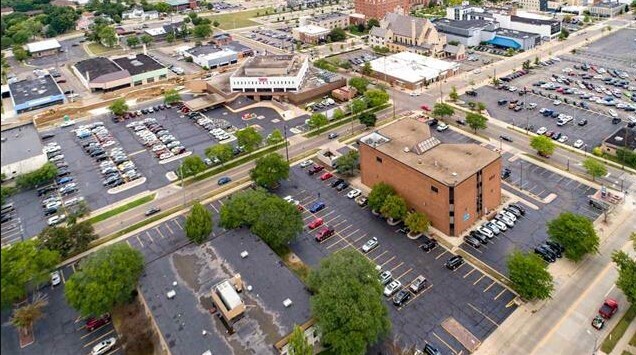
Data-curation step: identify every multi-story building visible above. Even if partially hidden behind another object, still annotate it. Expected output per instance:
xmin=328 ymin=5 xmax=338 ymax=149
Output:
xmin=354 ymin=0 xmax=410 ymax=20
xmin=589 ymin=1 xmax=627 ymax=17
xmin=307 ymin=12 xmax=350 ymax=29
xmin=517 ymin=0 xmax=548 ymax=12
xmin=292 ymin=25 xmax=331 ymax=44
xmin=230 ymin=55 xmax=309 ymax=94
xmin=434 ymin=18 xmax=498 ymax=47
xmin=368 ymin=12 xmax=447 ymax=56
xmin=359 ymin=118 xmax=502 ymax=236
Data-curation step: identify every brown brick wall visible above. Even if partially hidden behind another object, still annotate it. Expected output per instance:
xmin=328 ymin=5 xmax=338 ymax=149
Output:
xmin=354 ymin=0 xmax=411 ymax=20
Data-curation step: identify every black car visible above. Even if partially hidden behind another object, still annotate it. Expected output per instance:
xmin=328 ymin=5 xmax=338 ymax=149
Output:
xmin=335 ymin=181 xmax=349 ymax=191
xmin=145 ymin=207 xmax=161 ymax=216
xmin=499 ymin=135 xmax=513 ymax=142
xmin=41 ymin=133 xmax=55 ymax=140
xmin=427 ymin=118 xmax=439 ymax=127
xmin=466 ymin=90 xmax=478 ymax=96
xmin=612 ymin=117 xmax=621 ymax=124
xmin=445 ymin=255 xmax=464 ymax=270
xmin=331 ymin=178 xmax=344 ymax=188
xmin=419 ymin=236 xmax=438 ymax=252
xmin=464 ymin=235 xmax=481 ymax=248
xmin=57 ymin=169 xmax=71 ymax=177
xmin=504 ymin=206 xmax=521 ymax=218
xmin=541 ymin=243 xmax=562 ymax=258
xmin=545 ymin=240 xmax=564 ymax=253
xmin=37 ymin=185 xmax=57 ymax=196
xmin=578 ymin=119 xmax=588 ymax=126
xmin=423 ymin=343 xmax=442 ymax=355
xmin=534 ymin=246 xmax=556 ymax=263
xmin=502 ymin=168 xmax=511 ymax=179
xmin=508 ymin=203 xmax=526 ymax=215
xmin=392 ymin=289 xmax=411 ymax=307
xmin=469 ymin=230 xmax=488 ymax=244
xmin=497 ymin=99 xmax=508 ymax=106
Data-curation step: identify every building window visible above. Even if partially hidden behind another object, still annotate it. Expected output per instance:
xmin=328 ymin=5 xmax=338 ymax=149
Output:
xmin=376 ymin=156 xmax=382 ymax=163
xmin=431 ymin=186 xmax=438 ymax=193
xmin=489 ymin=174 xmax=495 ymax=181
xmin=147 ymin=77 xmax=154 ymax=83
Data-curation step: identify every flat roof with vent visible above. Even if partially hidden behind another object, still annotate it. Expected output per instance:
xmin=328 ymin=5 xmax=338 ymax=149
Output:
xmin=112 ymin=54 xmax=165 ymax=76
xmin=8 ymin=74 xmax=64 ymax=110
xmin=360 ymin=118 xmax=500 ymax=185
xmin=0 ymin=122 xmax=45 ymax=165
xmin=369 ymin=52 xmax=459 ymax=84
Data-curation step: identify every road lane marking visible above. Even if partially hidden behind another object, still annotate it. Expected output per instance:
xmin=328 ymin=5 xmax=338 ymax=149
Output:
xmin=604 ymin=284 xmax=616 ymax=297
xmin=463 ymin=269 xmax=476 ymax=278
xmin=467 ymin=302 xmax=500 ymax=326
xmin=494 ymin=289 xmax=507 ymax=301
xmin=379 ymin=256 xmax=396 ymax=268
xmin=473 ymin=275 xmax=486 ymax=286
xmin=433 ymin=332 xmax=458 ymax=355
xmin=483 ymin=281 xmax=496 ymax=293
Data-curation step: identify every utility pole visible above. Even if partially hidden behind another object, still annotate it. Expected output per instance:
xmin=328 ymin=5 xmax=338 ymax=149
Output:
xmin=283 ymin=125 xmax=289 ymax=162
xmin=520 ymin=160 xmax=523 ymax=190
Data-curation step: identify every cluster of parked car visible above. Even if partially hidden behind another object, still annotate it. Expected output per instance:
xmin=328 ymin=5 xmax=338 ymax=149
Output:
xmin=113 ymin=104 xmax=171 ymax=122
xmin=499 ymin=69 xmax=530 ymax=83
xmin=533 ymin=239 xmax=565 ymax=263
xmin=248 ymin=28 xmax=293 ymax=47
xmin=127 ymin=118 xmax=186 ymax=161
xmin=473 ymin=45 xmax=509 ymax=56
xmin=378 ymin=268 xmax=429 ymax=308
xmin=347 ymin=53 xmax=377 ymax=67
xmin=463 ymin=204 xmax=526 ymax=249
xmin=306 ymin=97 xmax=336 ymax=112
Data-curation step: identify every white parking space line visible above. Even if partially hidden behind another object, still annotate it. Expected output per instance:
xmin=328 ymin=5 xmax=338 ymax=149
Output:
xmin=172 ymin=219 xmax=182 ymax=230
xmin=135 ymin=235 xmax=144 ymax=248
xmin=395 ymin=268 xmax=413 ymax=282
xmin=165 ymin=223 xmax=173 ymax=235
xmin=209 ymin=203 xmax=219 ymax=213
xmin=145 ymin=230 xmax=154 ymax=244
xmin=371 ymin=250 xmax=388 ymax=261
xmin=325 ymin=238 xmax=345 ymax=249
xmin=483 ymin=281 xmax=496 ymax=293
xmin=389 ymin=261 xmax=405 ymax=273
xmin=435 ymin=250 xmax=448 ymax=260
xmin=379 ymin=256 xmax=396 ymax=268
xmin=155 ymin=227 xmax=165 ymax=239
xmin=473 ymin=275 xmax=486 ymax=286
xmin=331 ymin=219 xmax=348 ymax=228
xmin=82 ymin=329 xmax=115 ymax=347
xmin=353 ymin=233 xmax=368 ymax=243
xmin=494 ymin=289 xmax=507 ymax=300
xmin=467 ymin=303 xmax=500 ymax=326
xmin=432 ymin=332 xmax=459 ymax=355
xmin=463 ymin=268 xmax=476 ymax=279
xmin=342 ymin=228 xmax=360 ymax=240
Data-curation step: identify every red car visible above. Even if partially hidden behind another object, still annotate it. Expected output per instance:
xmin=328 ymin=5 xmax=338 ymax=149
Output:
xmin=315 ymin=226 xmax=335 ymax=241
xmin=420 ymin=104 xmax=431 ymax=112
xmin=307 ymin=165 xmax=324 ymax=175
xmin=320 ymin=172 xmax=333 ymax=180
xmin=86 ymin=314 xmax=111 ymax=331
xmin=308 ymin=217 xmax=324 ymax=229
xmin=598 ymin=299 xmax=618 ymax=319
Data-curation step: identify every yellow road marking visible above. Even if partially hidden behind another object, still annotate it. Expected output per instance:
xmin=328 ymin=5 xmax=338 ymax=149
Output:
xmin=433 ymin=332 xmax=458 ymax=355
xmin=473 ymin=275 xmax=485 ymax=286
xmin=506 ymin=299 xmax=517 ymax=308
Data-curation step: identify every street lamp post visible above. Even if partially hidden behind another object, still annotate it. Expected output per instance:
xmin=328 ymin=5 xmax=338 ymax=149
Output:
xmin=520 ymin=160 xmax=523 ymax=190
xmin=180 ymin=164 xmax=186 ymax=207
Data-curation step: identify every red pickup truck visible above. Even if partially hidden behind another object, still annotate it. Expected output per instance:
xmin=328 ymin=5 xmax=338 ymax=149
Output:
xmin=598 ymin=298 xmax=619 ymax=319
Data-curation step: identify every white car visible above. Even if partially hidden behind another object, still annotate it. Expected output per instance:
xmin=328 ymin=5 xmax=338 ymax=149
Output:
xmin=500 ymin=210 xmax=517 ymax=222
xmin=299 ymin=160 xmax=313 ymax=168
xmin=478 ymin=227 xmax=494 ymax=238
xmin=347 ymin=189 xmax=362 ymax=199
xmin=409 ymin=92 xmax=420 ymax=97
xmin=383 ymin=280 xmax=402 ymax=297
xmin=573 ymin=139 xmax=585 ymax=149
xmin=436 ymin=123 xmax=449 ymax=132
xmin=60 ymin=120 xmax=76 ymax=128
xmin=91 ymin=337 xmax=117 ymax=355
xmin=362 ymin=237 xmax=379 ymax=253
xmin=536 ymin=127 xmax=548 ymax=135
xmin=51 ymin=271 xmax=61 ymax=286
xmin=508 ymin=86 xmax=517 ymax=92
xmin=485 ymin=221 xmax=500 ymax=234
xmin=553 ymin=100 xmax=562 ymax=105
xmin=558 ymin=135 xmax=568 ymax=143
xmin=47 ymin=214 xmax=66 ymax=226
xmin=608 ymin=109 xmax=618 ymax=118
xmin=493 ymin=219 xmax=507 ymax=231
xmin=159 ymin=152 xmax=173 ymax=160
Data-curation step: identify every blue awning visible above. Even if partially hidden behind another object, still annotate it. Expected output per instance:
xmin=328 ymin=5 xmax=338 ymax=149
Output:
xmin=487 ymin=37 xmax=521 ymax=49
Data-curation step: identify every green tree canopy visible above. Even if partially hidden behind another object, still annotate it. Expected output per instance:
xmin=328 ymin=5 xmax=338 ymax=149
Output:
xmin=350 ymin=97 xmax=368 ymax=115
xmin=1 ymin=240 xmax=60 ymax=307
xmin=163 ymin=88 xmax=181 ymax=104
xmin=16 ymin=162 xmax=57 ymax=189
xmin=465 ymin=112 xmax=488 ymax=133
xmin=348 ymin=77 xmax=369 ymax=94
xmin=358 ymin=112 xmax=377 ymax=127
xmin=308 ymin=113 xmax=329 ymax=129
xmin=267 ymin=129 xmax=284 ymax=145
xmin=98 ymin=26 xmax=118 ymax=47
xmin=380 ymin=194 xmax=408 ymax=221
xmin=404 ymin=211 xmax=430 ymax=235
xmin=185 ymin=202 xmax=213 ymax=244
xmin=126 ymin=36 xmax=140 ymax=47
xmin=366 ymin=18 xmax=380 ymax=29
xmin=475 ymin=102 xmax=487 ymax=113
xmin=178 ymin=155 xmax=206 ymax=178
xmin=154 ymin=2 xmax=172 ymax=13
xmin=361 ymin=61 xmax=372 ymax=76
xmin=140 ymin=34 xmax=153 ymax=45
xmin=193 ymin=23 xmax=213 ymax=38
xmin=12 ymin=45 xmax=29 ymax=62
xmin=449 ymin=86 xmax=459 ymax=102
xmin=236 ymin=126 xmax=263 ymax=152
xmin=65 ymin=244 xmax=144 ymax=316
xmin=329 ymin=27 xmax=346 ymax=41
xmin=582 ymin=158 xmax=607 ymax=181
xmin=364 ymin=89 xmax=389 ymax=107
xmin=288 ymin=325 xmax=313 ymax=355
xmin=250 ymin=153 xmax=290 ymax=189
xmin=109 ymin=98 xmax=128 ymax=116
xmin=336 ymin=150 xmax=359 ymax=176
xmin=39 ymin=221 xmax=97 ymax=259
xmin=308 ymin=249 xmax=390 ymax=354
xmin=612 ymin=242 xmax=636 ymax=304
xmin=11 ymin=293 xmax=48 ymax=331
xmin=432 ymin=103 xmax=454 ymax=119
xmin=507 ymin=250 xmax=554 ymax=300
xmin=368 ymin=182 xmax=396 ymax=212
xmin=205 ymin=143 xmax=233 ymax=164
xmin=530 ymin=135 xmax=556 ymax=156
xmin=547 ymin=212 xmax=599 ymax=262
xmin=333 ymin=108 xmax=345 ymax=120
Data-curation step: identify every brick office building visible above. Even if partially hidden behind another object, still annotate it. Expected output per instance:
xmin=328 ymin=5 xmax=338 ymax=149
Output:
xmin=359 ymin=118 xmax=501 ymax=236
xmin=354 ymin=0 xmax=410 ymax=20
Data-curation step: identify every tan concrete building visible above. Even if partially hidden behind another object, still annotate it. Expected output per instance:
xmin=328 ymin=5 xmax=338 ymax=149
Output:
xmin=307 ymin=12 xmax=350 ymax=29
xmin=359 ymin=118 xmax=502 ymax=236
xmin=369 ymin=12 xmax=447 ymax=57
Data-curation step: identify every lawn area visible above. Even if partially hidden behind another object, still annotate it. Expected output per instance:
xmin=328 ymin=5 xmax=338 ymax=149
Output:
xmin=601 ymin=304 xmax=636 ymax=353
xmin=87 ymin=193 xmax=156 ymax=224
xmin=86 ymin=43 xmax=121 ymax=55
xmin=205 ymin=8 xmax=272 ymax=30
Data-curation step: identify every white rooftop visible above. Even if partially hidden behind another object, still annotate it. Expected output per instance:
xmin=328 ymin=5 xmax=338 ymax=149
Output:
xmin=25 ymin=39 xmax=61 ymax=53
xmin=369 ymin=52 xmax=459 ymax=83
xmin=145 ymin=27 xmax=166 ymax=36
xmin=216 ymin=280 xmax=242 ymax=310
xmin=295 ymin=24 xmax=330 ymax=35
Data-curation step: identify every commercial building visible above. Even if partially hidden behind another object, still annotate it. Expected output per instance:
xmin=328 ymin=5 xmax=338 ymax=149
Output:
xmin=359 ymin=118 xmax=501 ymax=236
xmin=73 ymin=54 xmax=167 ymax=92
xmin=601 ymin=127 xmax=636 ymax=156
xmin=165 ymin=0 xmax=198 ymax=11
xmin=183 ymin=45 xmax=238 ymax=69
xmin=307 ymin=12 xmax=350 ymax=29
xmin=331 ymin=86 xmax=357 ymax=101
xmin=434 ymin=18 xmax=498 ymax=47
xmin=220 ymin=41 xmax=254 ymax=58
xmin=8 ymin=75 xmax=66 ymax=114
xmin=292 ymin=25 xmax=331 ymax=44
xmin=369 ymin=12 xmax=448 ymax=57
xmin=354 ymin=0 xmax=410 ymax=20
xmin=517 ymin=0 xmax=548 ymax=12
xmin=122 ymin=7 xmax=159 ymax=20
xmin=1 ymin=122 xmax=48 ymax=178
xmin=488 ymin=28 xmax=541 ymax=50
xmin=230 ymin=55 xmax=309 ymax=93
xmin=589 ymin=1 xmax=627 ymax=17
xmin=367 ymin=51 xmax=459 ymax=90
xmin=25 ymin=39 xmax=61 ymax=58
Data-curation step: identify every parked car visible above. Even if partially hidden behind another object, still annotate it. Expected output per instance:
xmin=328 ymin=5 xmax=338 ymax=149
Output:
xmin=355 ymin=196 xmax=368 ymax=207
xmin=307 ymin=165 xmax=324 ymax=175
xmin=90 ymin=337 xmax=116 ymax=355
xmin=409 ymin=275 xmax=428 ymax=293
xmin=378 ymin=270 xmax=392 ymax=285
xmin=299 ymin=160 xmax=313 ymax=168
xmin=320 ymin=172 xmax=333 ymax=181
xmin=419 ymin=236 xmax=438 ymax=252
xmin=347 ymin=189 xmax=362 ymax=199
xmin=86 ymin=314 xmax=111 ymax=331
xmin=51 ymin=271 xmax=61 ymax=286
xmin=464 ymin=234 xmax=482 ymax=248
xmin=361 ymin=237 xmax=379 ymax=253
xmin=383 ymin=280 xmax=402 ymax=297
xmin=392 ymin=289 xmax=412 ymax=307
xmin=315 ymin=226 xmax=335 ymax=241
xmin=309 ymin=201 xmax=326 ymax=213
xmin=445 ymin=255 xmax=464 ymax=270
xmin=308 ymin=217 xmax=324 ymax=229
xmin=598 ymin=299 xmax=619 ymax=319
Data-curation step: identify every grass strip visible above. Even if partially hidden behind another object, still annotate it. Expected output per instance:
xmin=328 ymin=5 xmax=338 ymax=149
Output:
xmin=304 ymin=104 xmax=391 ymax=138
xmin=601 ymin=304 xmax=636 ymax=353
xmin=630 ymin=329 xmax=636 ymax=347
xmin=88 ymin=194 xmax=156 ymax=224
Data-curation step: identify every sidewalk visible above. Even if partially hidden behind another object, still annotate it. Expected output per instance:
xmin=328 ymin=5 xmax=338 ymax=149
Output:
xmin=609 ymin=319 xmax=636 ymax=355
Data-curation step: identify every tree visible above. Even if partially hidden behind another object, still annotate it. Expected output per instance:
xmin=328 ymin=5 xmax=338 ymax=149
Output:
xmin=288 ymin=325 xmax=312 ymax=355
xmin=530 ymin=135 xmax=556 ymax=157
xmin=163 ymin=88 xmax=181 ymax=104
xmin=547 ymin=212 xmax=599 ymax=262
xmin=267 ymin=129 xmax=284 ymax=145
xmin=250 ymin=153 xmax=290 ymax=189
xmin=98 ymin=26 xmax=118 ymax=47
xmin=364 ymin=89 xmax=389 ymax=107
xmin=507 ymin=250 xmax=554 ymax=300
xmin=475 ymin=102 xmax=487 ymax=113
xmin=361 ymin=61 xmax=372 ymax=76
xmin=205 ymin=144 xmax=233 ymax=164
xmin=155 ymin=2 xmax=172 ymax=13
xmin=126 ymin=36 xmax=140 ymax=47
xmin=358 ymin=112 xmax=377 ymax=127
xmin=308 ymin=113 xmax=329 ymax=129
xmin=166 ymin=33 xmax=175 ymax=43
xmin=367 ymin=18 xmax=380 ymax=30
xmin=432 ymin=103 xmax=454 ymax=120
xmin=140 ymin=34 xmax=153 ymax=45
xmin=11 ymin=293 xmax=48 ymax=335
xmin=449 ymin=86 xmax=459 ymax=102
xmin=336 ymin=150 xmax=359 ymax=176
xmin=193 ymin=23 xmax=213 ymax=39
xmin=178 ymin=155 xmax=206 ymax=177
xmin=236 ymin=126 xmax=263 ymax=152
xmin=39 ymin=221 xmax=97 ymax=259
xmin=65 ymin=244 xmax=143 ymax=316
xmin=333 ymin=108 xmax=345 ymax=120
xmin=404 ymin=211 xmax=430 ymax=235
xmin=1 ymin=240 xmax=60 ymax=307
xmin=367 ymin=182 xmax=396 ymax=212
xmin=380 ymin=194 xmax=408 ymax=221
xmin=465 ymin=112 xmax=488 ymax=133
xmin=522 ymin=60 xmax=531 ymax=71
xmin=350 ymin=98 xmax=368 ymax=116
xmin=582 ymin=158 xmax=607 ymax=181
xmin=329 ymin=27 xmax=346 ymax=41
xmin=213 ymin=20 xmax=220 ymax=27
xmin=308 ymin=250 xmax=390 ymax=354
xmin=109 ymin=98 xmax=128 ymax=116
xmin=491 ymin=77 xmax=500 ymax=86
xmin=185 ymin=202 xmax=213 ymax=244
xmin=15 ymin=162 xmax=58 ymax=189
xmin=611 ymin=232 xmax=636 ymax=304
xmin=348 ymin=77 xmax=369 ymax=94
xmin=558 ymin=28 xmax=570 ymax=40
xmin=534 ymin=56 xmax=540 ymax=66
xmin=12 ymin=45 xmax=29 ymax=62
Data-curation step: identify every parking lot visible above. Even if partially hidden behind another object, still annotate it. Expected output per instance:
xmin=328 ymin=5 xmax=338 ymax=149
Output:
xmin=574 ymin=28 xmax=636 ymax=66
xmin=278 ymin=164 xmax=517 ymax=353
xmin=0 ymin=264 xmax=122 ymax=355
xmin=241 ymin=27 xmax=295 ymax=51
